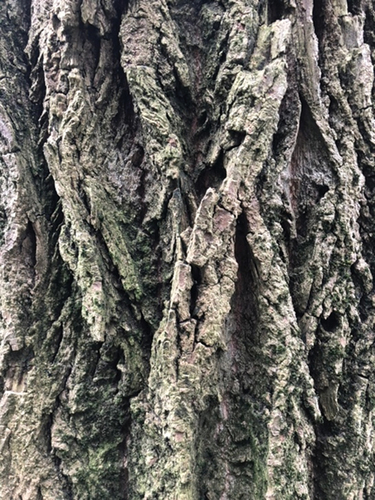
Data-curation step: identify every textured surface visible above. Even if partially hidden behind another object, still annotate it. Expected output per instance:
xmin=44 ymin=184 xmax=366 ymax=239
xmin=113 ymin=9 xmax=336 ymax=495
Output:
xmin=1 ymin=0 xmax=375 ymax=498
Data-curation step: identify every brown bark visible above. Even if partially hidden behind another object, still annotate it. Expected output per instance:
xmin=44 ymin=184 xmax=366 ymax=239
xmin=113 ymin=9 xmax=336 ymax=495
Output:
xmin=1 ymin=0 xmax=375 ymax=498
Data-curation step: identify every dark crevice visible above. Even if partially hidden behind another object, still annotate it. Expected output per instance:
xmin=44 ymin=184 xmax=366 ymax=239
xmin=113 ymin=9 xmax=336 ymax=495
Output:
xmin=52 ymin=14 xmax=61 ymax=31
xmin=364 ymin=6 xmax=375 ymax=48
xmin=139 ymin=312 xmax=154 ymax=361
xmin=328 ymin=95 xmax=341 ymax=132
xmin=233 ymin=212 xmax=260 ymax=349
xmin=347 ymin=0 xmax=361 ymax=15
xmin=41 ymin=258 xmax=74 ymax=333
xmin=190 ymin=264 xmax=202 ymax=318
xmin=226 ymin=130 xmax=246 ymax=151
xmin=134 ymin=150 xmax=147 ymax=223
xmin=267 ymin=0 xmax=285 ymax=24
xmin=28 ymin=49 xmax=46 ymax=124
xmin=363 ymin=171 xmax=375 ymax=191
xmin=307 ymin=333 xmax=348 ymax=499
xmin=280 ymin=214 xmax=293 ymax=247
xmin=93 ymin=341 xmax=127 ymax=386
xmin=313 ymin=0 xmax=325 ymax=47
xmin=211 ymin=32 xmax=230 ymax=82
xmin=114 ymin=349 xmax=125 ymax=384
xmin=53 ymin=455 xmax=74 ymax=500
xmin=195 ymin=150 xmax=226 ymax=199
xmin=117 ymin=414 xmax=131 ymax=500
xmin=51 ymin=325 xmax=64 ymax=363
xmin=78 ymin=181 xmax=91 ymax=215
xmin=196 ymin=397 xmax=223 ymax=498
xmin=50 ymin=200 xmax=64 ymax=243
xmin=289 ymin=98 xmax=333 ymax=238
xmin=83 ymin=23 xmax=101 ymax=78
xmin=269 ymin=53 xmax=300 ymax=158
xmin=166 ymin=1 xmax=224 ymax=190
xmin=21 ymin=0 xmax=32 ymax=33
xmin=358 ymin=294 xmax=370 ymax=323
xmin=114 ymin=0 xmax=130 ymax=16
xmin=122 ymin=85 xmax=138 ymax=142
xmin=0 ymin=206 xmax=8 ymax=246
xmin=111 ymin=35 xmax=137 ymax=135
xmin=175 ymin=322 xmax=182 ymax=380
xmin=81 ymin=0 xmax=137 ymax=141
xmin=131 ymin=145 xmax=145 ymax=171
xmin=320 ymin=311 xmax=340 ymax=332
xmin=315 ymin=184 xmax=329 ymax=202
xmin=43 ymin=412 xmax=54 ymax=454
xmin=174 ymin=65 xmax=194 ymax=107
xmin=24 ymin=221 xmax=37 ymax=269
xmin=88 ymin=342 xmax=104 ymax=378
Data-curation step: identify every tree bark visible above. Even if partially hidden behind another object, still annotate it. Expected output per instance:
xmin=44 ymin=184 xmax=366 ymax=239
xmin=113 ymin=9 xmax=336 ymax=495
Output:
xmin=1 ymin=0 xmax=375 ymax=498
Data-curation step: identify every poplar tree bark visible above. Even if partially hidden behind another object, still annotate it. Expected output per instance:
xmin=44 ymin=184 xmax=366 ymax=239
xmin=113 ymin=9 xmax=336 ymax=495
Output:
xmin=1 ymin=0 xmax=375 ymax=498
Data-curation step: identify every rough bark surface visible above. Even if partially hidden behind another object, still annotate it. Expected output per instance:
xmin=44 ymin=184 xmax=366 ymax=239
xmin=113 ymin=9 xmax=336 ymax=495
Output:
xmin=1 ymin=0 xmax=375 ymax=498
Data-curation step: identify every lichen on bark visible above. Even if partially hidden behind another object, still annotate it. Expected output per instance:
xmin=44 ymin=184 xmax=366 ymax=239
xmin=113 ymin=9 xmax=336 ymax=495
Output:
xmin=1 ymin=0 xmax=375 ymax=499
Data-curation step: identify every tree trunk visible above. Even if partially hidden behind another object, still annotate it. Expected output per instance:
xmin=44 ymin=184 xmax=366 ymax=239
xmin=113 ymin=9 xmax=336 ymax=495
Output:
xmin=1 ymin=0 xmax=375 ymax=498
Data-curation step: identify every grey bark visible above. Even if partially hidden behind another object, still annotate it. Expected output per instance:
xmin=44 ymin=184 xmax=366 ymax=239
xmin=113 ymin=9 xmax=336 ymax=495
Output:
xmin=1 ymin=0 xmax=375 ymax=498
